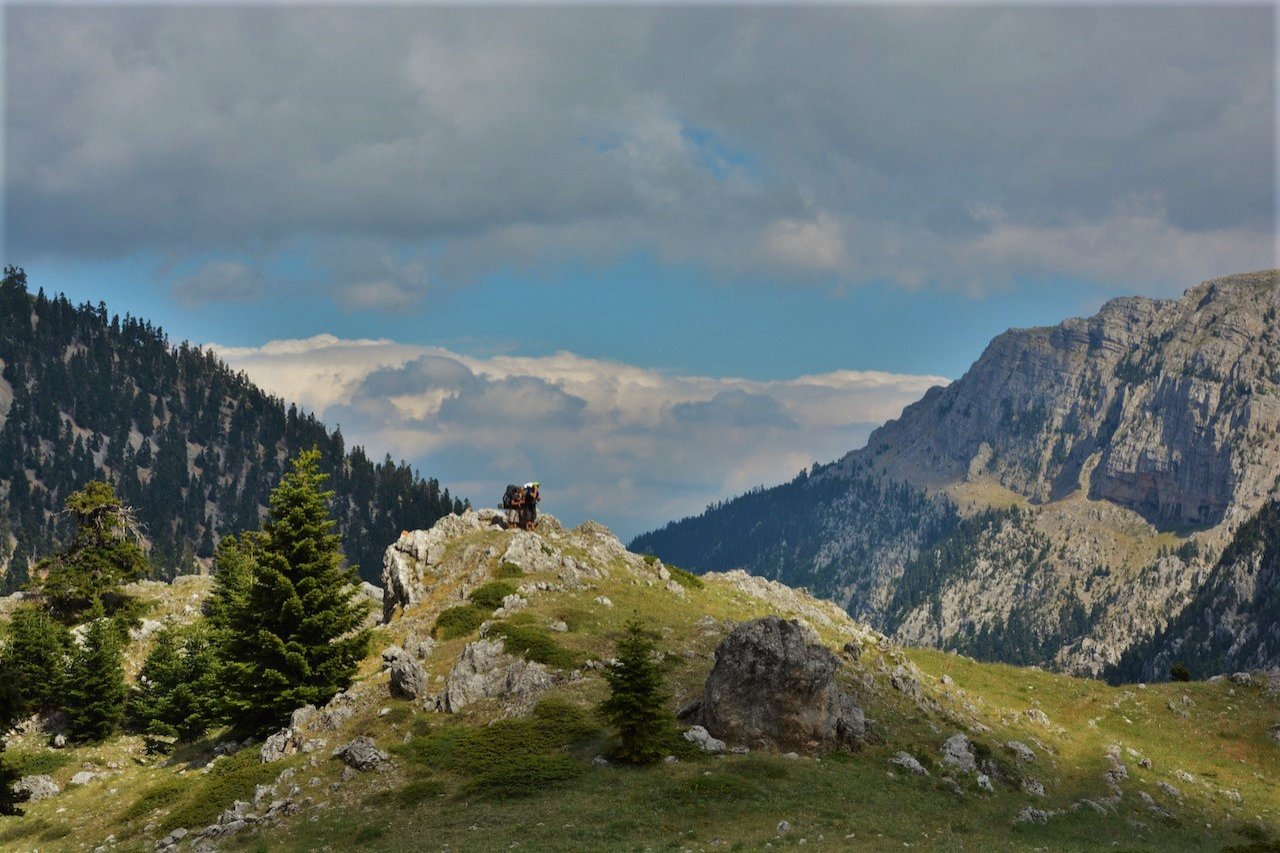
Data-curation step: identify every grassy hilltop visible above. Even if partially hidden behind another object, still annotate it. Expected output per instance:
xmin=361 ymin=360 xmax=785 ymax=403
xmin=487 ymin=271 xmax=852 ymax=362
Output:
xmin=2 ymin=513 xmax=1278 ymax=852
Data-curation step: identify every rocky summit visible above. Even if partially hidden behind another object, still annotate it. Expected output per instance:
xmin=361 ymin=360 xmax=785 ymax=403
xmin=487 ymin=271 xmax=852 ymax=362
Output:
xmin=634 ymin=270 xmax=1280 ymax=678
xmin=3 ymin=510 xmax=1280 ymax=850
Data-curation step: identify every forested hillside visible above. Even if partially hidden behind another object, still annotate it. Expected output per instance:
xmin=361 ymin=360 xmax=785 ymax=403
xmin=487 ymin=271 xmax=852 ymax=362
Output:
xmin=0 ymin=267 xmax=463 ymax=588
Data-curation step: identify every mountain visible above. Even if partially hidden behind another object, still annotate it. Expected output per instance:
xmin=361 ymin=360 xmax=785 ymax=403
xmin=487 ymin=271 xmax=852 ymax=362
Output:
xmin=4 ymin=512 xmax=1278 ymax=850
xmin=0 ymin=266 xmax=464 ymax=588
xmin=633 ymin=270 xmax=1280 ymax=676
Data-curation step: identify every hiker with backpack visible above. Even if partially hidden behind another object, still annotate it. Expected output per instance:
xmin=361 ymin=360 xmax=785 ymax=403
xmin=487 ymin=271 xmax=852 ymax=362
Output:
xmin=501 ymin=481 xmax=541 ymax=530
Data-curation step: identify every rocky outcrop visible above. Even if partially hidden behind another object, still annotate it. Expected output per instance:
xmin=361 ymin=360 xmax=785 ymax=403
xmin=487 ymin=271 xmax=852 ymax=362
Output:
xmin=332 ymin=736 xmax=389 ymax=772
xmin=443 ymin=638 xmax=553 ymax=713
xmin=381 ymin=510 xmax=508 ymax=621
xmin=687 ymin=616 xmax=865 ymax=753
xmin=14 ymin=774 xmax=60 ymax=801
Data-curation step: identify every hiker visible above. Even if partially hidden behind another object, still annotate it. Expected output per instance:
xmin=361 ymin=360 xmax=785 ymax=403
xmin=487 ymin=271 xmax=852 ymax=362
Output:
xmin=501 ymin=481 xmax=541 ymax=530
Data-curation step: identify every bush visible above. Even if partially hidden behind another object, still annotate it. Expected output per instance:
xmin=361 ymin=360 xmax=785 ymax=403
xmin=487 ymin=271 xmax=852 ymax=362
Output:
xmin=162 ymin=748 xmax=281 ymax=833
xmin=469 ymin=581 xmax=518 ymax=611
xmin=433 ymin=604 xmax=487 ymax=640
xmin=490 ymin=622 xmax=581 ymax=669
xmin=668 ymin=566 xmax=704 ymax=590
xmin=495 ymin=562 xmax=525 ymax=579
xmin=0 ymin=750 xmax=72 ymax=778
xmin=397 ymin=777 xmax=446 ymax=805
xmin=119 ymin=778 xmax=187 ymax=824
xmin=1170 ymin=663 xmax=1192 ymax=682
xmin=464 ymin=753 xmax=584 ymax=798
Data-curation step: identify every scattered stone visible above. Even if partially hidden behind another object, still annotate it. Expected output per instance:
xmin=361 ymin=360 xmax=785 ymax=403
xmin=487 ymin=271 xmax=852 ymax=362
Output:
xmin=1006 ymin=740 xmax=1035 ymax=763
xmin=390 ymin=656 xmax=428 ymax=700
xmin=683 ymin=725 xmax=726 ymax=754
xmin=888 ymin=752 xmax=928 ymax=777
xmin=729 ymin=745 xmax=750 ymax=755
xmin=687 ymin=616 xmax=865 ymax=754
xmin=69 ymin=771 xmax=97 ymax=786
xmin=782 ymin=752 xmax=800 ymax=760
xmin=213 ymin=740 xmax=242 ymax=757
xmin=889 ymin=665 xmax=923 ymax=701
xmin=1231 ymin=672 xmax=1253 ymax=687
xmin=841 ymin=642 xmax=861 ymax=661
xmin=1221 ymin=788 xmax=1243 ymax=804
xmin=594 ymin=596 xmax=613 ymax=608
xmin=1156 ymin=780 xmax=1181 ymax=799
xmin=776 ymin=820 xmax=791 ymax=835
xmin=939 ymin=674 xmax=954 ymax=687
xmin=444 ymin=638 xmax=553 ymax=713
xmin=549 ymin=620 xmax=568 ymax=633
xmin=976 ymin=774 xmax=993 ymax=792
xmin=592 ymin=756 xmax=609 ymax=767
xmin=260 ymin=727 xmax=297 ymax=763
xmin=1269 ymin=722 xmax=1280 ymax=744
xmin=941 ymin=734 xmax=976 ymax=774
xmin=663 ymin=755 xmax=678 ymax=764
xmin=1015 ymin=807 xmax=1050 ymax=825
xmin=333 ymin=737 xmax=390 ymax=772
xmin=14 ymin=775 xmax=60 ymax=801
xmin=1022 ymin=778 xmax=1045 ymax=797
xmin=378 ymin=707 xmax=391 ymax=717
xmin=381 ymin=645 xmax=408 ymax=670
xmin=1139 ymin=757 xmax=1152 ymax=770
xmin=52 ymin=733 xmax=67 ymax=749
xmin=1023 ymin=708 xmax=1052 ymax=726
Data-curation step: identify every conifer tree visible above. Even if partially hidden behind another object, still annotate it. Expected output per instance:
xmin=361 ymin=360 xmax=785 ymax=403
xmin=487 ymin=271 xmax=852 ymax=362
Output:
xmin=2 ymin=606 xmax=70 ymax=717
xmin=220 ymin=449 xmax=370 ymax=734
xmin=0 ymin=655 xmax=29 ymax=816
xmin=36 ymin=480 xmax=149 ymax=620
xmin=599 ymin=618 xmax=674 ymax=765
xmin=128 ymin=624 xmax=222 ymax=752
xmin=64 ymin=603 xmax=126 ymax=743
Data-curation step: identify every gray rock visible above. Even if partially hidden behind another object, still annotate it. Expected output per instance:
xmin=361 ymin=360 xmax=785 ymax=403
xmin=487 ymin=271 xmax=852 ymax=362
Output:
xmin=549 ymin=620 xmax=569 ymax=633
xmin=1016 ymin=807 xmax=1050 ymax=825
xmin=1231 ymin=671 xmax=1253 ymax=686
xmin=941 ymin=734 xmax=976 ymax=774
xmin=444 ymin=638 xmax=553 ymax=713
xmin=594 ymin=596 xmax=613 ymax=608
xmin=14 ymin=774 xmax=60 ymax=801
xmin=976 ymin=774 xmax=994 ymax=792
xmin=1006 ymin=740 xmax=1035 ymax=763
xmin=390 ymin=657 xmax=428 ymax=700
xmin=52 ymin=733 xmax=67 ymax=749
xmin=1023 ymin=708 xmax=1052 ymax=727
xmin=888 ymin=752 xmax=928 ymax=776
xmin=381 ymin=644 xmax=408 ymax=670
xmin=69 ymin=770 xmax=97 ymax=786
xmin=260 ymin=727 xmax=297 ymax=763
xmin=1157 ymin=780 xmax=1182 ymax=799
xmin=1269 ymin=722 xmax=1280 ymax=744
xmin=213 ymin=740 xmax=243 ymax=757
xmin=776 ymin=820 xmax=791 ymax=835
xmin=1022 ymin=778 xmax=1046 ymax=797
xmin=332 ymin=736 xmax=389 ymax=772
xmin=682 ymin=725 xmax=726 ymax=754
xmin=688 ymin=616 xmax=865 ymax=754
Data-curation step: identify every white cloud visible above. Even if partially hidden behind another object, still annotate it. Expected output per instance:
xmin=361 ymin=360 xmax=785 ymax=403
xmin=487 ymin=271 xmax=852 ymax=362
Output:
xmin=209 ymin=335 xmax=947 ymax=538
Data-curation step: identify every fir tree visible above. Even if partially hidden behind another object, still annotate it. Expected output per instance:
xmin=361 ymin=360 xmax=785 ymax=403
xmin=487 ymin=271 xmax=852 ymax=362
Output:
xmin=599 ymin=618 xmax=674 ymax=765
xmin=127 ymin=624 xmax=222 ymax=752
xmin=64 ymin=603 xmax=127 ymax=743
xmin=2 ymin=606 xmax=70 ymax=717
xmin=220 ymin=449 xmax=370 ymax=735
xmin=0 ymin=654 xmax=28 ymax=816
xmin=36 ymin=481 xmax=149 ymax=620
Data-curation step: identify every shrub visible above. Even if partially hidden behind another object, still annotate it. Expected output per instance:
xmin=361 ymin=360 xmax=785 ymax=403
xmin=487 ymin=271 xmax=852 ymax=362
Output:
xmin=495 ymin=562 xmax=525 ymax=579
xmin=1170 ymin=663 xmax=1192 ymax=682
xmin=464 ymin=753 xmax=584 ymax=798
xmin=490 ymin=622 xmax=581 ymax=669
xmin=119 ymin=778 xmax=187 ymax=823
xmin=162 ymin=748 xmax=281 ymax=832
xmin=433 ymin=604 xmax=487 ymax=640
xmin=469 ymin=581 xmax=518 ymax=611
xmin=668 ymin=566 xmax=704 ymax=590
xmin=642 ymin=555 xmax=658 ymax=566
xmin=397 ymin=777 xmax=446 ymax=805
xmin=0 ymin=750 xmax=71 ymax=778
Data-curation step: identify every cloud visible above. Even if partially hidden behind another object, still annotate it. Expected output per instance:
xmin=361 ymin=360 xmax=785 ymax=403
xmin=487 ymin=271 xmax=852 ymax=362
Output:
xmin=171 ymin=259 xmax=265 ymax=307
xmin=7 ymin=6 xmax=1272 ymax=301
xmin=209 ymin=335 xmax=947 ymax=538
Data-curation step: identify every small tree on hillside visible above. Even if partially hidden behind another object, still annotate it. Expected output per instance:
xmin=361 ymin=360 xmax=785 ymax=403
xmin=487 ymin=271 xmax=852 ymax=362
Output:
xmin=1 ymin=606 xmax=70 ymax=718
xmin=220 ymin=449 xmax=371 ymax=735
xmin=37 ymin=481 xmax=149 ymax=620
xmin=0 ymin=656 xmax=29 ymax=816
xmin=64 ymin=602 xmax=127 ymax=743
xmin=128 ymin=624 xmax=223 ymax=753
xmin=599 ymin=617 xmax=674 ymax=765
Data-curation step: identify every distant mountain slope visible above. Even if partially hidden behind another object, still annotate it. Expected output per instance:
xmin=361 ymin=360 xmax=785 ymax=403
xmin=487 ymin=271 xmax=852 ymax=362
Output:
xmin=0 ymin=266 xmax=464 ymax=588
xmin=1112 ymin=498 xmax=1280 ymax=682
xmin=634 ymin=270 xmax=1280 ymax=675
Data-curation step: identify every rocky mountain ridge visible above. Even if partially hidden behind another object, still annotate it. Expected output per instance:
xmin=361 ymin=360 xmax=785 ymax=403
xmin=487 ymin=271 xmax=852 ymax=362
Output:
xmin=634 ymin=270 xmax=1280 ymax=677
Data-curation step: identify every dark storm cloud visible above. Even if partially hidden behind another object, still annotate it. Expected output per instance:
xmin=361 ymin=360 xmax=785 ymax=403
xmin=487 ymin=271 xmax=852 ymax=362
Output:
xmin=6 ymin=6 xmax=1273 ymax=298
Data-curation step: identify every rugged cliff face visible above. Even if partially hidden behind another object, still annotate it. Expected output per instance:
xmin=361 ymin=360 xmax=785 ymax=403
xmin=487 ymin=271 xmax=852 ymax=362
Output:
xmin=635 ymin=270 xmax=1280 ymax=676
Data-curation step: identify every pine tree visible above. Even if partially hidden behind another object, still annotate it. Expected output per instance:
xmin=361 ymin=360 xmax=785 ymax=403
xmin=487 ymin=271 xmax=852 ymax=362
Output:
xmin=128 ymin=624 xmax=222 ymax=752
xmin=598 ymin=618 xmax=674 ymax=765
xmin=220 ymin=449 xmax=370 ymax=735
xmin=64 ymin=603 xmax=126 ymax=743
xmin=36 ymin=480 xmax=149 ymax=620
xmin=0 ymin=654 xmax=29 ymax=816
xmin=2 ymin=606 xmax=70 ymax=717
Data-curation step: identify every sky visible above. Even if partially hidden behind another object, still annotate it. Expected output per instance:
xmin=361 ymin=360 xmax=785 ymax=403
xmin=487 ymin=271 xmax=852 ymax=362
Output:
xmin=4 ymin=4 xmax=1276 ymax=539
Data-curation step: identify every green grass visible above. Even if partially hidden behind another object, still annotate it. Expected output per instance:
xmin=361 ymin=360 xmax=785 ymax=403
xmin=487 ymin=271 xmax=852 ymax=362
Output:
xmin=433 ymin=604 xmax=487 ymax=640
xmin=158 ymin=748 xmax=284 ymax=833
xmin=495 ymin=561 xmax=525 ymax=579
xmin=118 ymin=777 xmax=188 ymax=824
xmin=489 ymin=620 xmax=582 ymax=669
xmin=668 ymin=566 xmax=705 ymax=590
xmin=2 ymin=749 xmax=73 ymax=777
xmin=469 ymin=581 xmax=519 ymax=611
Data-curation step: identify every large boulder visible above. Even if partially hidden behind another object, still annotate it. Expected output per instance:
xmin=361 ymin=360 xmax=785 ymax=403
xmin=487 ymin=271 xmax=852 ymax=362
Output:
xmin=390 ymin=657 xmax=428 ymax=700
xmin=688 ymin=616 xmax=865 ymax=753
xmin=444 ymin=638 xmax=553 ymax=713
xmin=14 ymin=774 xmax=60 ymax=801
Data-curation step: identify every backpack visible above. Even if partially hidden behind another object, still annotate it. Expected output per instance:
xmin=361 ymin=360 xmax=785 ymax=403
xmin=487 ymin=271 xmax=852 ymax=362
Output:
xmin=502 ymin=484 xmax=525 ymax=509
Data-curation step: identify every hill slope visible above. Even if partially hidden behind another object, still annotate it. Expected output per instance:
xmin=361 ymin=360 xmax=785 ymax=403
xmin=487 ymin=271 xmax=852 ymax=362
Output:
xmin=2 ymin=513 xmax=1278 ymax=851
xmin=634 ymin=270 xmax=1280 ymax=676
xmin=0 ymin=267 xmax=463 ymax=587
